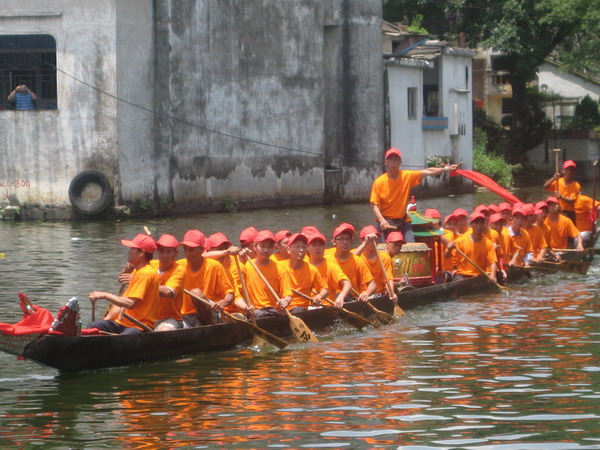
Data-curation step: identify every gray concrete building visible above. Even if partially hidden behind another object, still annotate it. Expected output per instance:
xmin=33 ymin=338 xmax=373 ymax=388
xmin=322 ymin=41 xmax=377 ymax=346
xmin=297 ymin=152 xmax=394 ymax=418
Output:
xmin=0 ymin=0 xmax=383 ymax=219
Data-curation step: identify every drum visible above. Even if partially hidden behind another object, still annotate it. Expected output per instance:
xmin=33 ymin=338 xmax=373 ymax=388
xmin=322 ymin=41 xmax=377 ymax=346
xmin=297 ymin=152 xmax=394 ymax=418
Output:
xmin=392 ymin=242 xmax=433 ymax=287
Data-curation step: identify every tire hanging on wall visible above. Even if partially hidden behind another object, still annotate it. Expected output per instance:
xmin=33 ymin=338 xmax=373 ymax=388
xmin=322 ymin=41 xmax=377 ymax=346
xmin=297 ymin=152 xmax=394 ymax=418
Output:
xmin=68 ymin=170 xmax=113 ymax=215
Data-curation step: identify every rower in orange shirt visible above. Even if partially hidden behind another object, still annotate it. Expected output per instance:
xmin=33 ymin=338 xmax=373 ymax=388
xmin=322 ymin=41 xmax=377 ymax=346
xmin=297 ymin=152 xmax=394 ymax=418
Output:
xmin=544 ymin=196 xmax=583 ymax=252
xmin=88 ymin=234 xmax=160 ymax=334
xmin=306 ymin=231 xmax=351 ymax=308
xmin=544 ymin=160 xmax=581 ymax=223
xmin=280 ymin=233 xmax=328 ymax=314
xmin=489 ymin=213 xmax=519 ymax=280
xmin=179 ymin=230 xmax=235 ymax=327
xmin=573 ymin=194 xmax=600 ymax=247
xmin=498 ymin=203 xmax=513 ymax=226
xmin=445 ymin=212 xmax=498 ymax=282
xmin=271 ymin=230 xmax=291 ymax=264
xmin=453 ymin=208 xmax=470 ymax=235
xmin=370 ymin=148 xmax=460 ymax=242
xmin=507 ymin=207 xmax=534 ymax=266
xmin=325 ymin=223 xmax=377 ymax=300
xmin=204 ymin=232 xmax=243 ymax=315
xmin=535 ymin=201 xmax=552 ymax=246
xmin=234 ymin=230 xmax=292 ymax=318
xmin=151 ymin=234 xmax=185 ymax=331
xmin=521 ymin=204 xmax=549 ymax=261
xmin=353 ymin=225 xmax=397 ymax=300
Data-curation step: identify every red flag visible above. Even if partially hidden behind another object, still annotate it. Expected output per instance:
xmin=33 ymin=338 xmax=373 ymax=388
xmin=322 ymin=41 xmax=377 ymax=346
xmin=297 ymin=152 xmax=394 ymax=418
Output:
xmin=451 ymin=169 xmax=522 ymax=205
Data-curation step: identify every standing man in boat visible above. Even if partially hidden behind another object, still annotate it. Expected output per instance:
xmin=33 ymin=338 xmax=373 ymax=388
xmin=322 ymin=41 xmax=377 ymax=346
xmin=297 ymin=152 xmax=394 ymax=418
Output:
xmin=370 ymin=148 xmax=460 ymax=242
xmin=179 ymin=230 xmax=235 ymax=327
xmin=544 ymin=197 xmax=584 ymax=252
xmin=88 ymin=234 xmax=160 ymax=334
xmin=544 ymin=160 xmax=580 ymax=223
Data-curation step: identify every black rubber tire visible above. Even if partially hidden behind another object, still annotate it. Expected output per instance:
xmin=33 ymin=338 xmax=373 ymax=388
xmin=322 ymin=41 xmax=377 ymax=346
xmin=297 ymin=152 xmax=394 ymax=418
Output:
xmin=68 ymin=170 xmax=113 ymax=215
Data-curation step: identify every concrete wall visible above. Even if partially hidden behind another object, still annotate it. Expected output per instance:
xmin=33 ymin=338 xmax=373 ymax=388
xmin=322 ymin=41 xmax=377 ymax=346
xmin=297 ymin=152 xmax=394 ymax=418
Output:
xmin=0 ymin=1 xmax=118 ymax=219
xmin=0 ymin=0 xmax=384 ymax=219
xmin=538 ymin=63 xmax=600 ymax=102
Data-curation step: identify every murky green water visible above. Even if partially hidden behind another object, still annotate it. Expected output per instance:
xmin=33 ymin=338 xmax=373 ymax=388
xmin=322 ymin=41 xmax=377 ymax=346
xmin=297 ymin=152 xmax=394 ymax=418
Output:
xmin=1 ymin=191 xmax=599 ymax=448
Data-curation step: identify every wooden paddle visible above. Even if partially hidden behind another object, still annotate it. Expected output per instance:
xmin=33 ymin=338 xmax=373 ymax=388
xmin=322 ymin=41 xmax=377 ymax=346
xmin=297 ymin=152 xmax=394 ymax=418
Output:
xmin=453 ymin=246 xmax=507 ymax=291
xmin=293 ymin=289 xmax=378 ymax=329
xmin=244 ymin=257 xmax=319 ymax=343
xmin=232 ymin=254 xmax=267 ymax=348
xmin=184 ymin=289 xmax=288 ymax=349
xmin=372 ymin=240 xmax=405 ymax=317
xmin=122 ymin=312 xmax=154 ymax=332
xmin=553 ymin=148 xmax=561 ymax=174
xmin=349 ymin=287 xmax=394 ymax=324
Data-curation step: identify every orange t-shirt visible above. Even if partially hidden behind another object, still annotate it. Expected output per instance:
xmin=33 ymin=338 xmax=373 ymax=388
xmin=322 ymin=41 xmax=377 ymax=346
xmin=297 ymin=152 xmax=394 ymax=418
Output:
xmin=325 ymin=252 xmax=374 ymax=293
xmin=281 ymin=260 xmax=327 ymax=309
xmin=149 ymin=260 xmax=185 ymax=322
xmin=545 ymin=178 xmax=581 ymax=212
xmin=115 ymin=263 xmax=160 ymax=330
xmin=240 ymin=259 xmax=291 ymax=309
xmin=370 ymin=171 xmax=423 ymax=219
xmin=453 ymin=234 xmax=498 ymax=277
xmin=508 ymin=227 xmax=532 ymax=264
xmin=310 ymin=258 xmax=350 ymax=301
xmin=441 ymin=229 xmax=456 ymax=271
xmin=544 ymin=214 xmax=580 ymax=249
xmin=270 ymin=253 xmax=289 ymax=264
xmin=524 ymin=224 xmax=548 ymax=257
xmin=360 ymin=251 xmax=393 ymax=295
xmin=499 ymin=227 xmax=521 ymax=263
xmin=180 ymin=258 xmax=235 ymax=315
xmin=574 ymin=194 xmax=597 ymax=232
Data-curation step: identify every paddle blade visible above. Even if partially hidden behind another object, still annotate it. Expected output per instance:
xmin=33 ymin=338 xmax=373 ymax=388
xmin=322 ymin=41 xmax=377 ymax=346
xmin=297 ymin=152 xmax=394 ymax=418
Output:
xmin=285 ymin=310 xmax=319 ymax=343
xmin=393 ymin=304 xmax=406 ymax=317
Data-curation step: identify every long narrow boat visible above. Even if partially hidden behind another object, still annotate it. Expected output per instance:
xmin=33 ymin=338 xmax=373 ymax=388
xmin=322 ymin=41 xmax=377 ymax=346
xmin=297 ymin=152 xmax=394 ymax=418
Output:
xmin=0 ymin=276 xmax=495 ymax=373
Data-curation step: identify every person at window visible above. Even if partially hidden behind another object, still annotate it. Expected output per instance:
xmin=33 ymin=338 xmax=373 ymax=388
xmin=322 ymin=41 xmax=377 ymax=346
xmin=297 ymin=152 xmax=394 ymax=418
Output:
xmin=7 ymin=84 xmax=37 ymax=110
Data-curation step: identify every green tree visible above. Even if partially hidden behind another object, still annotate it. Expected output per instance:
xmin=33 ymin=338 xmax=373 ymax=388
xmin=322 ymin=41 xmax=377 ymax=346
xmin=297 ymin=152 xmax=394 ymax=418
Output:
xmin=567 ymin=95 xmax=600 ymax=130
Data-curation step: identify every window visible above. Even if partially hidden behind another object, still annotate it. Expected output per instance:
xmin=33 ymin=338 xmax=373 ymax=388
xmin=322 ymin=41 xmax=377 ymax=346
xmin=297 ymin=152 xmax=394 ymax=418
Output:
xmin=0 ymin=34 xmax=57 ymax=110
xmin=407 ymin=87 xmax=417 ymax=119
xmin=501 ymin=97 xmax=513 ymax=115
xmin=423 ymin=85 xmax=439 ymax=116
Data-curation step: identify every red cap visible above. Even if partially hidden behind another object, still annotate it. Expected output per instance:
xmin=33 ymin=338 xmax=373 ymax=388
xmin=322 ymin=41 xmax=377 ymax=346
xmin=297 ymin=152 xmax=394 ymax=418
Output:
xmin=255 ymin=230 xmax=276 ymax=243
xmin=535 ymin=201 xmax=548 ymax=210
xmin=521 ymin=204 xmax=536 ymax=216
xmin=498 ymin=202 xmax=512 ymax=213
xmin=488 ymin=204 xmax=499 ymax=214
xmin=121 ymin=234 xmax=157 ymax=253
xmin=470 ymin=211 xmax=486 ymax=222
xmin=239 ymin=227 xmax=258 ymax=245
xmin=359 ymin=225 xmax=381 ymax=239
xmin=489 ymin=213 xmax=505 ymax=224
xmin=444 ymin=214 xmax=458 ymax=225
xmin=156 ymin=234 xmax=179 ymax=248
xmin=386 ymin=231 xmax=406 ymax=243
xmin=307 ymin=232 xmax=326 ymax=244
xmin=288 ymin=233 xmax=308 ymax=246
xmin=180 ymin=230 xmax=206 ymax=248
xmin=333 ymin=222 xmax=355 ymax=238
xmin=301 ymin=226 xmax=320 ymax=237
xmin=563 ymin=160 xmax=576 ymax=169
xmin=424 ymin=208 xmax=442 ymax=219
xmin=206 ymin=232 xmax=231 ymax=249
xmin=275 ymin=230 xmax=291 ymax=243
xmin=546 ymin=196 xmax=559 ymax=205
xmin=512 ymin=207 xmax=526 ymax=217
xmin=453 ymin=208 xmax=468 ymax=218
xmin=385 ymin=148 xmax=402 ymax=159
xmin=474 ymin=204 xmax=489 ymax=214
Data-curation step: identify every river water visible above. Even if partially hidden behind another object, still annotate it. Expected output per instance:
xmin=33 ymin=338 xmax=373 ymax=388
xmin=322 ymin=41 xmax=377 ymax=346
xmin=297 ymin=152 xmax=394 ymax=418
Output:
xmin=0 ymin=190 xmax=599 ymax=448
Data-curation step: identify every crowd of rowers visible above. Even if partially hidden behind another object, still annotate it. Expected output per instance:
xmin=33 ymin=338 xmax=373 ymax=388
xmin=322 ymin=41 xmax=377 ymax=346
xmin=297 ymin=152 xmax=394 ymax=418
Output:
xmin=86 ymin=155 xmax=597 ymax=336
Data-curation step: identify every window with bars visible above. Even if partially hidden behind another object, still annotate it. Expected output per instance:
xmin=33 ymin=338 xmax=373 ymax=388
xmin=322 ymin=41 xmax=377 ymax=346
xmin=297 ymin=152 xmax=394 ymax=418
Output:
xmin=407 ymin=87 xmax=417 ymax=119
xmin=0 ymin=34 xmax=57 ymax=110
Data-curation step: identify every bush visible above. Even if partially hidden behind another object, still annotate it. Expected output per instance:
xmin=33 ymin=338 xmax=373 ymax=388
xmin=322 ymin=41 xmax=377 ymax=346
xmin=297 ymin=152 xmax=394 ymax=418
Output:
xmin=473 ymin=128 xmax=521 ymax=187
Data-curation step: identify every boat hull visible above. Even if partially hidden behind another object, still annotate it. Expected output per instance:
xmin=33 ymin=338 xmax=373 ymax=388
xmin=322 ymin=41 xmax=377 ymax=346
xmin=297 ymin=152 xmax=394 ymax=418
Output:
xmin=19 ymin=276 xmax=495 ymax=372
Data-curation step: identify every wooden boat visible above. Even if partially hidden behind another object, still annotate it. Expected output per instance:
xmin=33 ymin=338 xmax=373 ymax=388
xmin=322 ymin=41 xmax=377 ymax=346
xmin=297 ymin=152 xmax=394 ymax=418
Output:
xmin=0 ymin=276 xmax=495 ymax=373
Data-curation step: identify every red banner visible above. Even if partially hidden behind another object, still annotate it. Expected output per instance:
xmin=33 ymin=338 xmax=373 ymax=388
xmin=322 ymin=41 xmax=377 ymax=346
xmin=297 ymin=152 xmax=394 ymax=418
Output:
xmin=451 ymin=169 xmax=522 ymax=205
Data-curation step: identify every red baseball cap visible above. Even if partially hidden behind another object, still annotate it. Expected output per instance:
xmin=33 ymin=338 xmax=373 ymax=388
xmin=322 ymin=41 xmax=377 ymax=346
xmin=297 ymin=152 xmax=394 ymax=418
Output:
xmin=307 ymin=232 xmax=326 ymax=244
xmin=488 ymin=204 xmax=499 ymax=214
xmin=489 ymin=213 xmax=505 ymax=224
xmin=255 ymin=230 xmax=276 ymax=243
xmin=498 ymin=202 xmax=512 ymax=213
xmin=206 ymin=232 xmax=231 ymax=249
xmin=424 ymin=208 xmax=442 ymax=220
xmin=121 ymin=234 xmax=157 ymax=253
xmin=385 ymin=148 xmax=402 ymax=159
xmin=180 ymin=230 xmax=206 ymax=247
xmin=333 ymin=222 xmax=355 ymax=238
xmin=521 ymin=204 xmax=536 ymax=216
xmin=288 ymin=233 xmax=308 ymax=246
xmin=470 ymin=211 xmax=486 ymax=222
xmin=453 ymin=208 xmax=468 ymax=218
xmin=239 ymin=227 xmax=258 ymax=245
xmin=359 ymin=225 xmax=381 ymax=239
xmin=512 ymin=207 xmax=526 ymax=217
xmin=156 ymin=234 xmax=179 ymax=248
xmin=444 ymin=214 xmax=458 ymax=224
xmin=301 ymin=226 xmax=320 ymax=237
xmin=474 ymin=204 xmax=490 ymax=215
xmin=535 ymin=201 xmax=548 ymax=211
xmin=386 ymin=231 xmax=406 ymax=243
xmin=563 ymin=160 xmax=576 ymax=169
xmin=546 ymin=196 xmax=559 ymax=205
xmin=275 ymin=230 xmax=291 ymax=243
